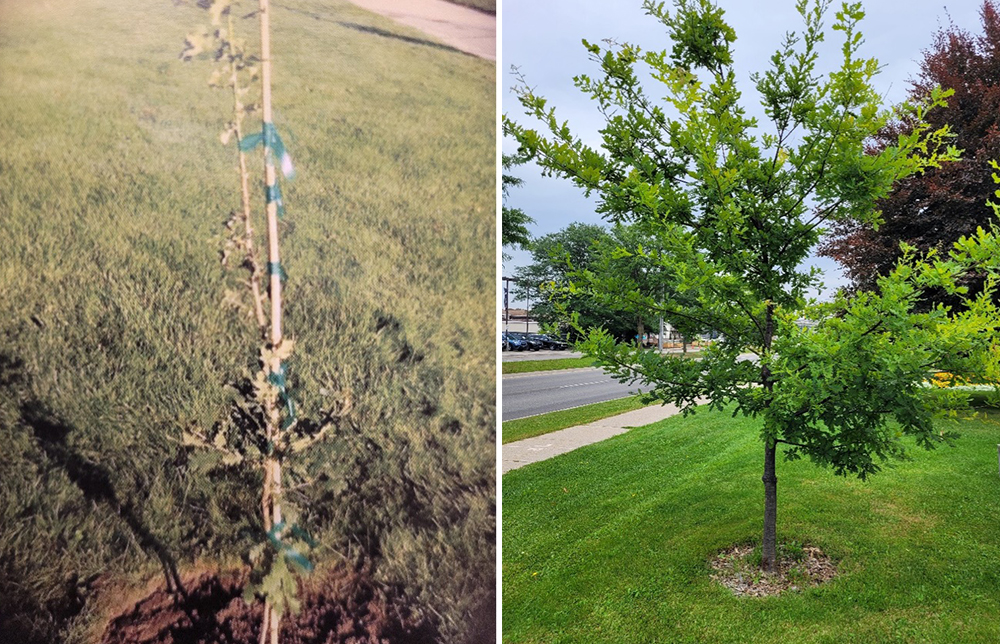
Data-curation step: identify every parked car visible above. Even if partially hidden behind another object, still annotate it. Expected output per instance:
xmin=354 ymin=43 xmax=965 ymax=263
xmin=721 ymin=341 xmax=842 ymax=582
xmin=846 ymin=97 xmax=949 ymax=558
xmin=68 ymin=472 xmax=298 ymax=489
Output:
xmin=502 ymin=332 xmax=527 ymax=351
xmin=529 ymin=333 xmax=569 ymax=350
xmin=508 ymin=331 xmax=543 ymax=351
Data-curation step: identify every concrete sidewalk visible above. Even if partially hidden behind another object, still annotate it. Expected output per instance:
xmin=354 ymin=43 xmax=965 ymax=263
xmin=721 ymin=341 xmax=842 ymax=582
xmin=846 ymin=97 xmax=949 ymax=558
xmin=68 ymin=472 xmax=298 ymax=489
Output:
xmin=502 ymin=402 xmax=689 ymax=474
xmin=347 ymin=0 xmax=495 ymax=60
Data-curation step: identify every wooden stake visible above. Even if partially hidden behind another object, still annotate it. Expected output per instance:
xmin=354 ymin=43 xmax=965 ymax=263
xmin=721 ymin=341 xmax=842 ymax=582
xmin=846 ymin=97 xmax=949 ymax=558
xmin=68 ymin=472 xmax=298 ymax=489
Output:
xmin=258 ymin=1 xmax=286 ymax=641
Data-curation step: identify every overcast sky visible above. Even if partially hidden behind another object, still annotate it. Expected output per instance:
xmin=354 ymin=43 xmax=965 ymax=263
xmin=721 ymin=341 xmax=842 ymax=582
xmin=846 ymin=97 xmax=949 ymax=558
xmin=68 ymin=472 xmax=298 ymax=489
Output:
xmin=501 ymin=0 xmax=986 ymax=305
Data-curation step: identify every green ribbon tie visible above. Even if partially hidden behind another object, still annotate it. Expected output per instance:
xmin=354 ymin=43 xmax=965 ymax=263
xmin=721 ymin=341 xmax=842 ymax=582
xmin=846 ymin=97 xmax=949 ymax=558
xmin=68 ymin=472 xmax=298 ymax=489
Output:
xmin=267 ymin=262 xmax=287 ymax=282
xmin=267 ymin=363 xmax=287 ymax=390
xmin=264 ymin=181 xmax=286 ymax=218
xmin=266 ymin=520 xmax=313 ymax=572
xmin=240 ymin=122 xmax=295 ymax=179
xmin=241 ymin=124 xmax=293 ymax=215
xmin=267 ymin=362 xmax=298 ymax=430
xmin=282 ymin=397 xmax=297 ymax=430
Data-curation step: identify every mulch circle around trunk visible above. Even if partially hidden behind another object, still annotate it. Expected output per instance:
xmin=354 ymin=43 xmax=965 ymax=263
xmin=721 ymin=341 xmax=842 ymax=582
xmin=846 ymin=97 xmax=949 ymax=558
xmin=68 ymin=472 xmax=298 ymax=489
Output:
xmin=709 ymin=542 xmax=838 ymax=597
xmin=98 ymin=565 xmax=437 ymax=644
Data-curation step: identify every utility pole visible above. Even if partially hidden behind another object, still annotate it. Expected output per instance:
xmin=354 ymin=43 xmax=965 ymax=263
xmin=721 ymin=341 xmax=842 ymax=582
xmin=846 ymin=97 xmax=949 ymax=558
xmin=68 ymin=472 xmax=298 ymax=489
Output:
xmin=502 ymin=276 xmax=512 ymax=349
xmin=525 ymin=288 xmax=530 ymax=333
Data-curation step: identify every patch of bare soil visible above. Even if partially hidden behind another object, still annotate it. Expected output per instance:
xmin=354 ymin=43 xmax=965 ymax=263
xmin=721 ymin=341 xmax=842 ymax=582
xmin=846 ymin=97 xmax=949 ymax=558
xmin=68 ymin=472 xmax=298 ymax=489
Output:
xmin=98 ymin=564 xmax=437 ymax=644
xmin=709 ymin=542 xmax=838 ymax=597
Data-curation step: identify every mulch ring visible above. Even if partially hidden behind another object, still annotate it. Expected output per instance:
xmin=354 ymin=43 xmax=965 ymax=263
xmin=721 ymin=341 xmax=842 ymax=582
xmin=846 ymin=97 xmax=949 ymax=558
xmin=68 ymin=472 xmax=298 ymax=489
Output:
xmin=709 ymin=542 xmax=838 ymax=597
xmin=98 ymin=564 xmax=437 ymax=644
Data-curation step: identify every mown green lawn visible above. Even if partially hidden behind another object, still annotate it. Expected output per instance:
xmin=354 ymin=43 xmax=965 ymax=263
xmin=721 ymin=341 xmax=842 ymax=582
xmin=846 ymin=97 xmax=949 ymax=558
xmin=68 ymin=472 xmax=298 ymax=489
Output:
xmin=503 ymin=407 xmax=1000 ymax=643
xmin=502 ymin=357 xmax=596 ymax=374
xmin=0 ymin=0 xmax=494 ymax=642
xmin=502 ymin=352 xmax=700 ymax=374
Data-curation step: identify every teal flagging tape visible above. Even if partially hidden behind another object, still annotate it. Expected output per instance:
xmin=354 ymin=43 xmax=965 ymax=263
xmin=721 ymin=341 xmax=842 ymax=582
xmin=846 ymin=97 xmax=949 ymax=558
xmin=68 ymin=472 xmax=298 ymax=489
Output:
xmin=242 ymin=124 xmax=292 ymax=215
xmin=267 ymin=361 xmax=298 ymax=430
xmin=266 ymin=261 xmax=287 ymax=281
xmin=264 ymin=122 xmax=295 ymax=179
xmin=282 ymin=397 xmax=297 ymax=429
xmin=266 ymin=521 xmax=313 ymax=572
xmin=263 ymin=181 xmax=286 ymax=218
xmin=238 ymin=131 xmax=263 ymax=151
xmin=240 ymin=123 xmax=295 ymax=179
xmin=267 ymin=363 xmax=287 ymax=390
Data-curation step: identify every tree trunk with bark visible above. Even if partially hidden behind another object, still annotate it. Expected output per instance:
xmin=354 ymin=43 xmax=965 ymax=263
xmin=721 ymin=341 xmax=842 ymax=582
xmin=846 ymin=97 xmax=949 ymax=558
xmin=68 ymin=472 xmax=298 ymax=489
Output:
xmin=761 ymin=441 xmax=778 ymax=572
xmin=760 ymin=302 xmax=777 ymax=572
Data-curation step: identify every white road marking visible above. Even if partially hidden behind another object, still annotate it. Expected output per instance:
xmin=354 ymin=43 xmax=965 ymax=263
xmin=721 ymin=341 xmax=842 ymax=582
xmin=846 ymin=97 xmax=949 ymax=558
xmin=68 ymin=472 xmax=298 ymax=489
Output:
xmin=558 ymin=380 xmax=609 ymax=388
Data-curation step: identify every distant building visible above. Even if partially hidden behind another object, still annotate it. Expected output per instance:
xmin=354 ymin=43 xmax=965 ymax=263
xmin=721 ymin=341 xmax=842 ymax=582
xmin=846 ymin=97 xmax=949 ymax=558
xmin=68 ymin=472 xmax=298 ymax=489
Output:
xmin=501 ymin=308 xmax=539 ymax=333
xmin=660 ymin=320 xmax=684 ymax=342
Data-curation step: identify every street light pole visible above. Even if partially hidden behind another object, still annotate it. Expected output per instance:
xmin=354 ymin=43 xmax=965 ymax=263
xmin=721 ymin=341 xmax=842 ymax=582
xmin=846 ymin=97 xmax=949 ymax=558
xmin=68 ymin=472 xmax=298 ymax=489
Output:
xmin=502 ymin=276 xmax=511 ymax=350
xmin=500 ymin=277 xmax=514 ymax=350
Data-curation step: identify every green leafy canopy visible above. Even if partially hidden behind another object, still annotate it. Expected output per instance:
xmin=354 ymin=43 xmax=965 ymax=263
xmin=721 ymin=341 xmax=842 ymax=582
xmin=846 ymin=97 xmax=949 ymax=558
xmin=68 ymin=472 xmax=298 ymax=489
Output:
xmin=505 ymin=0 xmax=1000 ymax=481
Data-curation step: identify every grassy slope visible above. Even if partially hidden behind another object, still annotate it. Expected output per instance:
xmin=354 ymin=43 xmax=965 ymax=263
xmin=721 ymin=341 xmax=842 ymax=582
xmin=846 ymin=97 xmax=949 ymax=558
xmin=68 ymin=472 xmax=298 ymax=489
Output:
xmin=0 ymin=1 xmax=493 ymax=642
xmin=502 ymin=396 xmax=649 ymax=443
xmin=503 ymin=408 xmax=1000 ymax=644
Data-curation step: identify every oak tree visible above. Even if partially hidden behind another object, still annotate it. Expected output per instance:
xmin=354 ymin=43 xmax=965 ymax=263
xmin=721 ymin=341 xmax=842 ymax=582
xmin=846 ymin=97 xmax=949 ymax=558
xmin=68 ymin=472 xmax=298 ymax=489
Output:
xmin=506 ymin=0 xmax=1000 ymax=572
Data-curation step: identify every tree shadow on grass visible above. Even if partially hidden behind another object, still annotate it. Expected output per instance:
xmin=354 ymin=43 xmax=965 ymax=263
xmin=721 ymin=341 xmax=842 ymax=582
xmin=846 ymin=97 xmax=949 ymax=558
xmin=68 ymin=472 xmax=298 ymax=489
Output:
xmin=269 ymin=3 xmax=466 ymax=56
xmin=19 ymin=400 xmax=187 ymax=600
xmin=336 ymin=21 xmax=464 ymax=55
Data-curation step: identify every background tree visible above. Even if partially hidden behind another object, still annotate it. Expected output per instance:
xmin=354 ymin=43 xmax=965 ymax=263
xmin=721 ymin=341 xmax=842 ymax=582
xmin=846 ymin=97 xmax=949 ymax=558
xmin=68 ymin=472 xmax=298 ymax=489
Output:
xmin=571 ymin=221 xmax=706 ymax=350
xmin=506 ymin=0 xmax=1000 ymax=573
xmin=593 ymin=224 xmax=671 ymax=342
xmin=821 ymin=0 xmax=1000 ymax=305
xmin=502 ymin=122 xmax=535 ymax=260
xmin=514 ymin=222 xmax=659 ymax=341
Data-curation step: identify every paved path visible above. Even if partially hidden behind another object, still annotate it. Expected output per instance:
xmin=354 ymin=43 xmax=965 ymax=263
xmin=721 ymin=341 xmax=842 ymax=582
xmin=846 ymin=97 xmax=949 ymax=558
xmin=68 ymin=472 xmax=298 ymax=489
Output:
xmin=347 ymin=0 xmax=495 ymax=60
xmin=502 ymin=402 xmax=691 ymax=474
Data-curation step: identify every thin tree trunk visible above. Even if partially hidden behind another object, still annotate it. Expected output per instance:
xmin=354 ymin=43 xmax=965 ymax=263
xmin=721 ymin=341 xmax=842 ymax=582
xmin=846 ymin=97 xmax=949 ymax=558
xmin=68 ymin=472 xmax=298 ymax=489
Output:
xmin=760 ymin=302 xmax=777 ymax=573
xmin=258 ymin=607 xmax=270 ymax=644
xmin=761 ymin=441 xmax=778 ymax=572
xmin=228 ymin=12 xmax=267 ymax=336
xmin=240 ymin=151 xmax=267 ymax=335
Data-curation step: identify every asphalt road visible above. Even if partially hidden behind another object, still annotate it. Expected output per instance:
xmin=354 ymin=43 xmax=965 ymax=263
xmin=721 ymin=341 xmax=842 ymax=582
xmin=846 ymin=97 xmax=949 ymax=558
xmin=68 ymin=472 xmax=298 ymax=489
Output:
xmin=502 ymin=367 xmax=638 ymax=421
xmin=502 ymin=352 xmax=756 ymax=421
